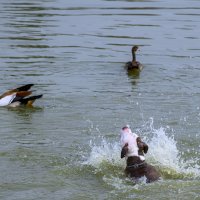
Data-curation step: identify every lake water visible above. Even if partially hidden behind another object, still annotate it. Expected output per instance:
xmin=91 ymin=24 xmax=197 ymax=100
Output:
xmin=0 ymin=0 xmax=200 ymax=199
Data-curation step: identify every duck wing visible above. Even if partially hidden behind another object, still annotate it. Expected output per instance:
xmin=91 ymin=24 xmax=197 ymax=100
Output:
xmin=0 ymin=84 xmax=34 ymax=99
xmin=17 ymin=94 xmax=43 ymax=106
xmin=15 ymin=84 xmax=34 ymax=92
xmin=11 ymin=91 xmax=33 ymax=103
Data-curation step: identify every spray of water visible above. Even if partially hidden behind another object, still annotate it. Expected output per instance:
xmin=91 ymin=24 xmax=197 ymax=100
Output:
xmin=83 ymin=137 xmax=123 ymax=169
xmin=147 ymin=127 xmax=200 ymax=178
xmin=82 ymin=118 xmax=200 ymax=187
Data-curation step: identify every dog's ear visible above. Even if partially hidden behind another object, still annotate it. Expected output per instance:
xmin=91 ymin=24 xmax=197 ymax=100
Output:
xmin=143 ymin=143 xmax=148 ymax=154
xmin=137 ymin=137 xmax=148 ymax=154
xmin=121 ymin=143 xmax=128 ymax=158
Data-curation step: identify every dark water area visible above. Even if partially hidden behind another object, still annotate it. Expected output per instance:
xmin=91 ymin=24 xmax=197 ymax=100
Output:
xmin=0 ymin=0 xmax=200 ymax=199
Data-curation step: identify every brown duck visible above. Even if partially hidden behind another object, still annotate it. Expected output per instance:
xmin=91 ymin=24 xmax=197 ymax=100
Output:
xmin=0 ymin=84 xmax=43 ymax=107
xmin=125 ymin=46 xmax=142 ymax=71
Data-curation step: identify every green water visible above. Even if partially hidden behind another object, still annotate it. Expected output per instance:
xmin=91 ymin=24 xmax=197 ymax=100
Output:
xmin=0 ymin=0 xmax=200 ymax=199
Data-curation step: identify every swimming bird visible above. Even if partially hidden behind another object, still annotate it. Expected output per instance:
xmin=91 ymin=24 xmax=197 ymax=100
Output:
xmin=0 ymin=84 xmax=43 ymax=107
xmin=125 ymin=46 xmax=142 ymax=71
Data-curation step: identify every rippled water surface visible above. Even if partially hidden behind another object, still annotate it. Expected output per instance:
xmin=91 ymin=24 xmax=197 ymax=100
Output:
xmin=0 ymin=0 xmax=200 ymax=199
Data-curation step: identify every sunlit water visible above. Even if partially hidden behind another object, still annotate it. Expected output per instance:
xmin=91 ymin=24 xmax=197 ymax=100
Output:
xmin=0 ymin=0 xmax=200 ymax=199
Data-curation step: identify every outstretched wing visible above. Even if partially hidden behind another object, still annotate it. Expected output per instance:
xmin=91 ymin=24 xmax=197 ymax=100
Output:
xmin=0 ymin=84 xmax=34 ymax=99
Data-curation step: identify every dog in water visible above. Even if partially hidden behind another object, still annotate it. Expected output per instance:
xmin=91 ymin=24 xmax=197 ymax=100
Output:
xmin=120 ymin=125 xmax=160 ymax=183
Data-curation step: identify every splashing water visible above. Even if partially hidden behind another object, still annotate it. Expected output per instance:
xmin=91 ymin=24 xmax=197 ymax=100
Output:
xmin=83 ymin=121 xmax=200 ymax=185
xmin=83 ymin=137 xmax=123 ymax=170
xmin=146 ymin=127 xmax=200 ymax=178
xmin=147 ymin=127 xmax=180 ymax=167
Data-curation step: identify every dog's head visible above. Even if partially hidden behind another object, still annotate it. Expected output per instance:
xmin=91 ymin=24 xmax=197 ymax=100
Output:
xmin=120 ymin=126 xmax=138 ymax=158
xmin=120 ymin=126 xmax=148 ymax=159
xmin=121 ymin=138 xmax=148 ymax=158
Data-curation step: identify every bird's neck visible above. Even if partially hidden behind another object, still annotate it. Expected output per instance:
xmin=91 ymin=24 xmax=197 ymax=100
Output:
xmin=132 ymin=51 xmax=136 ymax=62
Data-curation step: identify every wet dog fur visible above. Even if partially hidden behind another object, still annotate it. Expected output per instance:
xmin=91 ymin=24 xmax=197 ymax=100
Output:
xmin=121 ymin=137 xmax=160 ymax=183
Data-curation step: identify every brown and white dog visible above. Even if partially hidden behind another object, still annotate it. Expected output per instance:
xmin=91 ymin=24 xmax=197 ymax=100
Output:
xmin=120 ymin=126 xmax=160 ymax=183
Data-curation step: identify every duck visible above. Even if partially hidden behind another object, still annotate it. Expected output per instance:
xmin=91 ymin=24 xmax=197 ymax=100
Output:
xmin=125 ymin=46 xmax=143 ymax=71
xmin=0 ymin=84 xmax=43 ymax=107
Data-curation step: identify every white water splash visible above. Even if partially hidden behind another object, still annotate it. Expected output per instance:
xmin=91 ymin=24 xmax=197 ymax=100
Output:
xmin=147 ymin=127 xmax=180 ymax=168
xmin=83 ymin=137 xmax=123 ymax=169
xmin=83 ymin=121 xmax=200 ymax=180
xmin=146 ymin=127 xmax=200 ymax=177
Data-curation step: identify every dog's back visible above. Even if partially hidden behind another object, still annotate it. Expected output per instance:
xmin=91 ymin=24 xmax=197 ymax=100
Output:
xmin=144 ymin=164 xmax=160 ymax=183
xmin=125 ymin=156 xmax=160 ymax=183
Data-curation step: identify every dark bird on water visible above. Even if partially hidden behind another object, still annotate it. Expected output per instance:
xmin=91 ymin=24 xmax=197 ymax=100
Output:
xmin=125 ymin=46 xmax=143 ymax=71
